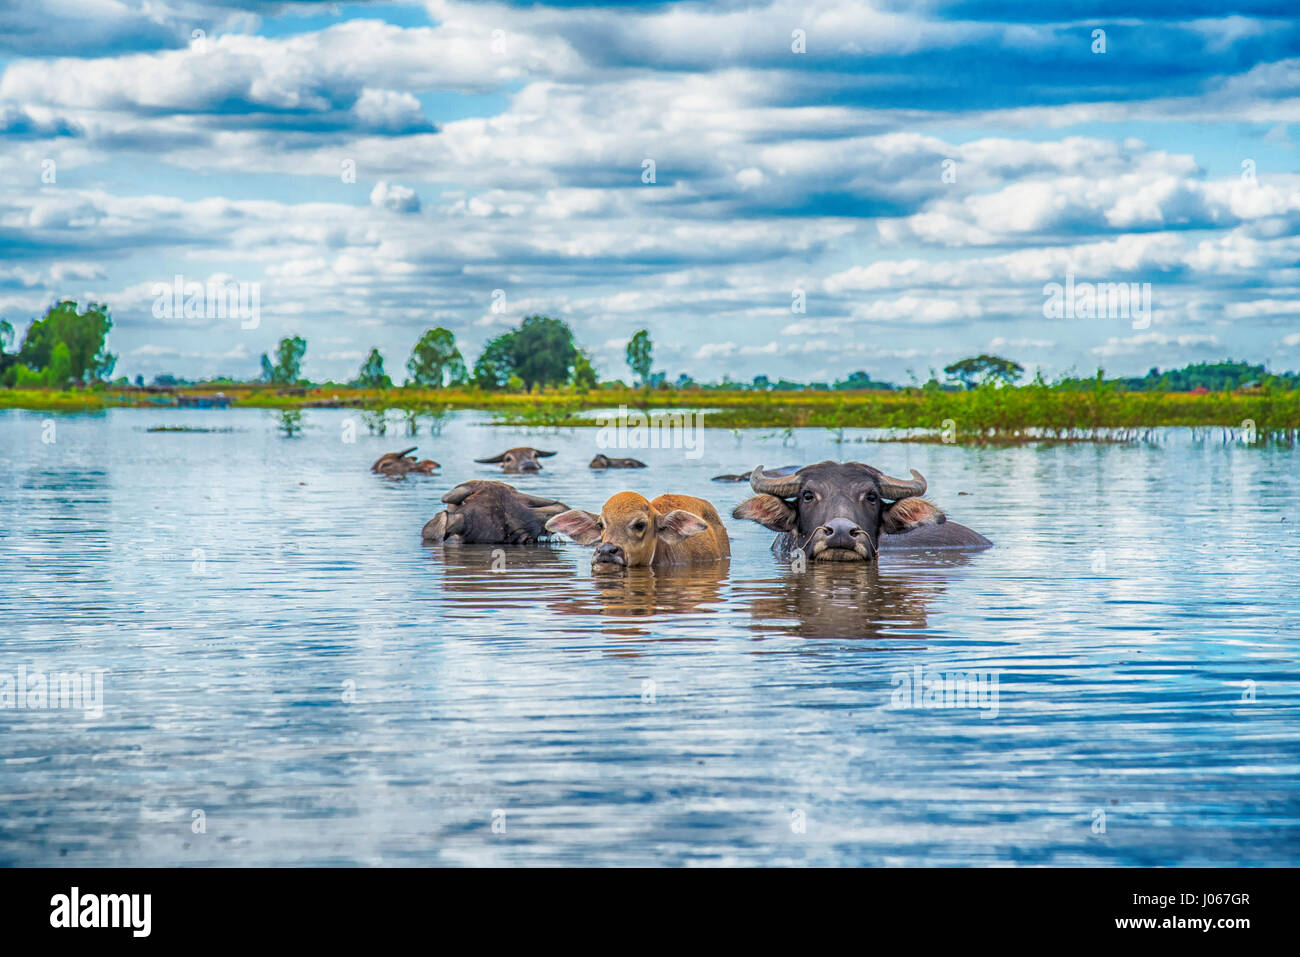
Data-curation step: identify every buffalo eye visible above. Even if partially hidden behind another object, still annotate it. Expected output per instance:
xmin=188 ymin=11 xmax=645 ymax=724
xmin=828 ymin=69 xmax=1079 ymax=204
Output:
xmin=631 ymin=520 xmax=648 ymax=534
xmin=864 ymin=490 xmax=879 ymax=504
xmin=801 ymin=490 xmax=815 ymax=503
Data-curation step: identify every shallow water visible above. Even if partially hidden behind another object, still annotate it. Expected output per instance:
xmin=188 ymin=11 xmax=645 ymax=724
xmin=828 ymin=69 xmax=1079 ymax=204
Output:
xmin=1 ymin=407 xmax=1298 ymax=866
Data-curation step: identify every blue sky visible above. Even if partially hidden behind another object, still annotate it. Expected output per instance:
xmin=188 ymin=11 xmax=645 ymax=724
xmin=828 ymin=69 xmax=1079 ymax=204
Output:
xmin=1 ymin=0 xmax=1299 ymax=384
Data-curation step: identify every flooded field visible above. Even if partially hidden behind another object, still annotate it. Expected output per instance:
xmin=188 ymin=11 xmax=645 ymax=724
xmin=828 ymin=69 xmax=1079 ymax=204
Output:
xmin=1 ymin=408 xmax=1298 ymax=865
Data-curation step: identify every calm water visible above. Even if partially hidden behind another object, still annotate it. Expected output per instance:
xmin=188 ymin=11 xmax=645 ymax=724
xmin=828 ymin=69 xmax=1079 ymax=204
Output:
xmin=2 ymin=407 xmax=1298 ymax=866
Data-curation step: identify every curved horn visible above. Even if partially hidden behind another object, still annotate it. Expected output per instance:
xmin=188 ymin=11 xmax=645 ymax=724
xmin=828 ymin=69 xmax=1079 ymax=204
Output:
xmin=474 ymin=452 xmax=507 ymax=463
xmin=442 ymin=482 xmax=482 ymax=505
xmin=517 ymin=491 xmax=562 ymax=507
xmin=396 ymin=446 xmax=418 ymax=458
xmin=876 ymin=467 xmax=926 ymax=499
xmin=748 ymin=464 xmax=803 ymax=498
xmin=533 ymin=449 xmax=557 ymax=458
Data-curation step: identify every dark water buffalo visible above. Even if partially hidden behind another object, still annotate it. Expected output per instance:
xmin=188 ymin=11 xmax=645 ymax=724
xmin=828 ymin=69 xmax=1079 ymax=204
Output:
xmin=590 ymin=454 xmax=647 ymax=469
xmin=733 ymin=461 xmax=990 ymax=561
xmin=475 ymin=447 xmax=557 ymax=473
xmin=371 ymin=447 xmax=439 ymax=476
xmin=711 ymin=465 xmax=799 ymax=482
xmin=422 ymin=481 xmax=570 ymax=544
xmin=547 ymin=492 xmax=730 ymax=569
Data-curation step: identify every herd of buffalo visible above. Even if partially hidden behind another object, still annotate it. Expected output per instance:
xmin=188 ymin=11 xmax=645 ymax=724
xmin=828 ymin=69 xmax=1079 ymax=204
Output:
xmin=372 ymin=444 xmax=991 ymax=569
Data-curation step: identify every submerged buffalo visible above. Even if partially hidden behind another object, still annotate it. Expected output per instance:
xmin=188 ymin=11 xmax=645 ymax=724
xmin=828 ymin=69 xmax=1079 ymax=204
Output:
xmin=546 ymin=492 xmax=730 ymax=569
xmin=475 ymin=447 xmax=557 ymax=473
xmin=422 ymin=481 xmax=570 ymax=544
xmin=733 ymin=461 xmax=990 ymax=561
xmin=371 ymin=447 xmax=439 ymax=476
xmin=589 ymin=454 xmax=647 ymax=469
xmin=711 ymin=465 xmax=799 ymax=483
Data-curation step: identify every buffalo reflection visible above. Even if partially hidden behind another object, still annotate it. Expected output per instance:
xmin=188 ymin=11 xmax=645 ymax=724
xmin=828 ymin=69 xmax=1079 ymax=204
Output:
xmin=549 ymin=560 xmax=731 ymax=621
xmin=736 ymin=551 xmax=973 ymax=640
xmin=428 ymin=543 xmax=969 ymax=642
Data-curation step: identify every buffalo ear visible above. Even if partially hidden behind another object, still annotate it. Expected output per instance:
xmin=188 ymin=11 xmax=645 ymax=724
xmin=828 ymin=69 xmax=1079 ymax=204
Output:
xmin=656 ymin=509 xmax=709 ymax=544
xmin=545 ymin=509 xmax=603 ymax=545
xmin=732 ymin=494 xmax=796 ymax=532
xmin=881 ymin=497 xmax=945 ymax=534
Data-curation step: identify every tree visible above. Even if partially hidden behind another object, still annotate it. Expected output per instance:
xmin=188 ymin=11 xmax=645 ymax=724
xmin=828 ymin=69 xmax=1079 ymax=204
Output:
xmin=626 ymin=329 xmax=652 ymax=386
xmin=46 ymin=342 xmax=72 ymax=387
xmin=269 ymin=336 xmax=307 ymax=384
xmin=944 ymin=354 xmax=1024 ymax=390
xmin=571 ymin=349 xmax=599 ymax=391
xmin=355 ymin=348 xmax=393 ymax=389
xmin=259 ymin=353 xmax=275 ymax=383
xmin=15 ymin=300 xmax=116 ymax=383
xmin=512 ymin=315 xmax=577 ymax=391
xmin=472 ymin=332 xmax=518 ymax=390
xmin=407 ymin=328 xmax=466 ymax=387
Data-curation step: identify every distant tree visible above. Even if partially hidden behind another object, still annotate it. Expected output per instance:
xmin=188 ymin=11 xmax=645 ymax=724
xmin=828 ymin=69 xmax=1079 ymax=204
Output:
xmin=626 ymin=329 xmax=653 ymax=386
xmin=46 ymin=342 xmax=72 ymax=387
xmin=259 ymin=353 xmax=275 ymax=383
xmin=0 ymin=318 xmax=13 ymax=353
xmin=571 ymin=349 xmax=599 ymax=391
xmin=355 ymin=348 xmax=393 ymax=389
xmin=268 ymin=336 xmax=307 ymax=385
xmin=407 ymin=328 xmax=466 ymax=387
xmin=472 ymin=332 xmax=518 ymax=390
xmin=15 ymin=300 xmax=116 ymax=383
xmin=944 ymin=354 xmax=1024 ymax=390
xmin=512 ymin=315 xmax=577 ymax=391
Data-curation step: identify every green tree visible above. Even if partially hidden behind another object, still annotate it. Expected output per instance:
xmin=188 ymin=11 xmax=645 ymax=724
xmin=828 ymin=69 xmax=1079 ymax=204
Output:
xmin=46 ymin=342 xmax=73 ymax=387
xmin=472 ymin=332 xmax=518 ymax=390
xmin=355 ymin=348 xmax=393 ymax=389
xmin=407 ymin=327 xmax=466 ymax=387
xmin=944 ymin=354 xmax=1024 ymax=390
xmin=15 ymin=300 xmax=116 ymax=383
xmin=626 ymin=329 xmax=652 ymax=386
xmin=571 ymin=349 xmax=599 ymax=392
xmin=261 ymin=336 xmax=306 ymax=385
xmin=512 ymin=315 xmax=576 ymax=391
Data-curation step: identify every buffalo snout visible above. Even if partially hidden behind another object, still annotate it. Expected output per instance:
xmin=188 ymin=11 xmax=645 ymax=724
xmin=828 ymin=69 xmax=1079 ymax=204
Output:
xmin=593 ymin=542 xmax=627 ymax=568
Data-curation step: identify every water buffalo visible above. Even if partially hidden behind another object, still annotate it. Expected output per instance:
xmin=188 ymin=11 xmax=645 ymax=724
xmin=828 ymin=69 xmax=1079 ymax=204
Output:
xmin=475 ymin=447 xmax=557 ymax=473
xmin=590 ymin=454 xmax=647 ymax=469
xmin=732 ymin=461 xmax=990 ymax=561
xmin=546 ymin=492 xmax=730 ymax=569
xmin=371 ymin=447 xmax=439 ymax=476
xmin=711 ymin=465 xmax=799 ymax=482
xmin=422 ymin=481 xmax=570 ymax=544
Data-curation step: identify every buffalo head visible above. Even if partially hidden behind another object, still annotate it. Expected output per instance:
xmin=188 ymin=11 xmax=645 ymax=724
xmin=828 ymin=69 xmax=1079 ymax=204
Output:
xmin=475 ymin=447 xmax=557 ymax=472
xmin=546 ymin=492 xmax=721 ymax=569
xmin=732 ymin=461 xmax=943 ymax=562
xmin=422 ymin=481 xmax=569 ymax=544
xmin=372 ymin=447 xmax=439 ymax=476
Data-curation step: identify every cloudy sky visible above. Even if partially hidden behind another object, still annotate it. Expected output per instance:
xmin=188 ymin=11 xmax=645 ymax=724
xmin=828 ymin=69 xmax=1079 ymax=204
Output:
xmin=2 ymin=1 xmax=1299 ymax=385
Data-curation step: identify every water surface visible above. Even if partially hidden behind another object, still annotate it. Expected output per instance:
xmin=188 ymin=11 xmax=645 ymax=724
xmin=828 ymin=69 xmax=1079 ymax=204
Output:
xmin=2 ymin=408 xmax=1298 ymax=865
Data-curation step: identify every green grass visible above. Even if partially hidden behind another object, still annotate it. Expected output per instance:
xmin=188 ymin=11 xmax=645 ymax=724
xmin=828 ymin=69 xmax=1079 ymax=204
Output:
xmin=4 ymin=382 xmax=1298 ymax=444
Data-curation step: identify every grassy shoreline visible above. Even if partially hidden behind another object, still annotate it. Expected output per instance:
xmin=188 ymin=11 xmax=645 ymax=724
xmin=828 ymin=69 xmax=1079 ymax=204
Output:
xmin=3 ymin=383 xmax=1298 ymax=444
